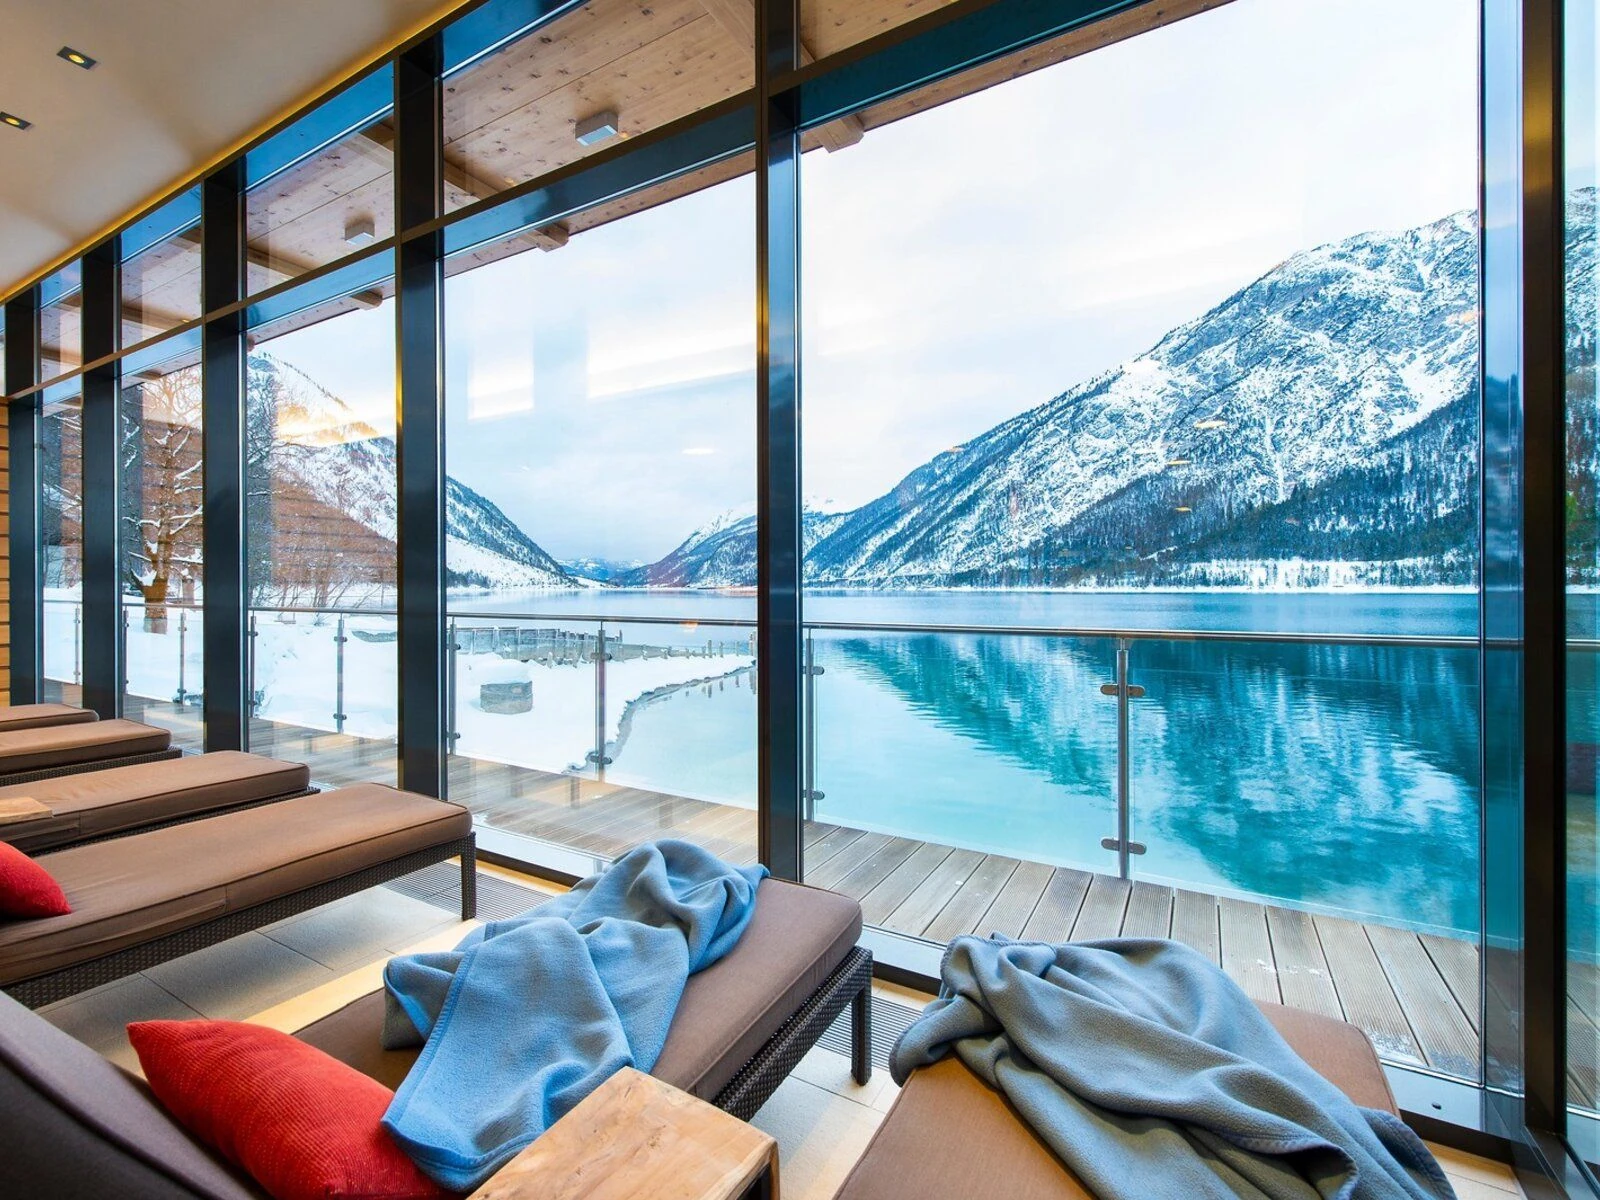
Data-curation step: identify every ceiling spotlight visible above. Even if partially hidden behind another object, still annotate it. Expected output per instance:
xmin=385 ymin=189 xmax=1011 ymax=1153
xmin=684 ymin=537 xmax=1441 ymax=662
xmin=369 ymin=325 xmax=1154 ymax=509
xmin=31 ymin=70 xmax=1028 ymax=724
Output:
xmin=1 ymin=112 xmax=31 ymax=130
xmin=58 ymin=47 xmax=96 ymax=70
xmin=574 ymin=109 xmax=620 ymax=147
xmin=343 ymin=216 xmax=376 ymax=247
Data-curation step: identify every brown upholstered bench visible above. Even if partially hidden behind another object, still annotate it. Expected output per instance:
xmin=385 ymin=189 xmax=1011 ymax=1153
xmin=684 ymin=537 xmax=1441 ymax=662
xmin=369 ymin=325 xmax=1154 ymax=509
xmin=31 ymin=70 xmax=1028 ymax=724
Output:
xmin=832 ymin=1000 xmax=1401 ymax=1200
xmin=0 ymin=878 xmax=873 ymax=1199
xmin=0 ymin=703 xmax=99 ymax=733
xmin=293 ymin=877 xmax=872 ymax=1117
xmin=0 ymin=718 xmax=180 ymax=786
xmin=0 ymin=785 xmax=475 ymax=1009
xmin=0 ymin=752 xmax=315 ymax=854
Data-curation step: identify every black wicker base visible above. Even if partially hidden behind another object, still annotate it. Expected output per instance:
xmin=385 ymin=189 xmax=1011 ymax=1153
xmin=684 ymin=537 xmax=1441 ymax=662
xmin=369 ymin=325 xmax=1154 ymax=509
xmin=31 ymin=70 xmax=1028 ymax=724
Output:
xmin=0 ymin=748 xmax=184 ymax=788
xmin=7 ymin=834 xmax=477 ymax=1009
xmin=712 ymin=945 xmax=874 ymax=1121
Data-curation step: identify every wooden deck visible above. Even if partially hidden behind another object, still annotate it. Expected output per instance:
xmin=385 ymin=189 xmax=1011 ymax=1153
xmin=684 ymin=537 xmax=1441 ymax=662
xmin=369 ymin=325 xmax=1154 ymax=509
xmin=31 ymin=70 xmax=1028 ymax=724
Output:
xmin=116 ymin=697 xmax=1503 ymax=1088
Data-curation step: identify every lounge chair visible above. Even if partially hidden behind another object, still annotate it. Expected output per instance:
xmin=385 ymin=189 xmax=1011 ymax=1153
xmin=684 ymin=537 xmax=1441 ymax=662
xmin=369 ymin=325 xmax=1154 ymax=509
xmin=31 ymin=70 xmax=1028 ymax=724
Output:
xmin=0 ymin=785 xmax=475 ymax=1008
xmin=832 ymin=1000 xmax=1403 ymax=1200
xmin=0 ymin=752 xmax=314 ymax=854
xmin=0 ymin=876 xmax=872 ymax=1198
xmin=0 ymin=703 xmax=99 ymax=733
xmin=0 ymin=719 xmax=180 ymax=787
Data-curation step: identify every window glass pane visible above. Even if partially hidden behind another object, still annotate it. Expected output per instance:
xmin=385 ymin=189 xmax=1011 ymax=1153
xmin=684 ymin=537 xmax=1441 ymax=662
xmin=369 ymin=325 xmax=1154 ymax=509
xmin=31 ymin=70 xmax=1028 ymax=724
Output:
xmin=121 ymin=331 xmax=204 ymax=752
xmin=245 ymin=67 xmax=394 ymax=297
xmin=41 ymin=385 xmax=83 ymax=702
xmin=120 ymin=189 xmax=202 ymax=346
xmin=444 ymin=171 xmax=756 ymax=864
xmin=1566 ymin=0 xmax=1600 ymax=1162
xmin=246 ymin=284 xmax=397 ymax=785
xmin=38 ymin=263 xmax=82 ymax=383
xmin=800 ymin=0 xmax=1481 ymax=1077
xmin=441 ymin=0 xmax=753 ymax=214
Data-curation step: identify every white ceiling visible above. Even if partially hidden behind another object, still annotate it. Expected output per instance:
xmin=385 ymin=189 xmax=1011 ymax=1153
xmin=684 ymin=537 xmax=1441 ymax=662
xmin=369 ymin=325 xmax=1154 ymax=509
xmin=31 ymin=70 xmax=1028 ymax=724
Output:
xmin=0 ymin=0 xmax=461 ymax=298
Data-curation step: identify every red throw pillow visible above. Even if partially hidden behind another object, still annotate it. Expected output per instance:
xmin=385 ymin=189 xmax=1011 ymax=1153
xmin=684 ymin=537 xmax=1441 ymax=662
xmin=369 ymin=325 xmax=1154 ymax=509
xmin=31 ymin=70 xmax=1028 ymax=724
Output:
xmin=127 ymin=1020 xmax=451 ymax=1200
xmin=0 ymin=841 xmax=70 ymax=917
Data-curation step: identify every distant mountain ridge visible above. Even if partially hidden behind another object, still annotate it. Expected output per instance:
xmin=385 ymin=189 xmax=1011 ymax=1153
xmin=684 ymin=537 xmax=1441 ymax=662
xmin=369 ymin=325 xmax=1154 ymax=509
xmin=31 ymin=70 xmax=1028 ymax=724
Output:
xmin=636 ymin=201 xmax=1506 ymax=589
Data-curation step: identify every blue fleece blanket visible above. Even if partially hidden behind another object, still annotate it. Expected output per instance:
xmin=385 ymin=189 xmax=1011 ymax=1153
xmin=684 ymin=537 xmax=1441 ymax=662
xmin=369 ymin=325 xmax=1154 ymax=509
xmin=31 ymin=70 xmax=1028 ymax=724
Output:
xmin=379 ymin=840 xmax=766 ymax=1191
xmin=894 ymin=936 xmax=1455 ymax=1200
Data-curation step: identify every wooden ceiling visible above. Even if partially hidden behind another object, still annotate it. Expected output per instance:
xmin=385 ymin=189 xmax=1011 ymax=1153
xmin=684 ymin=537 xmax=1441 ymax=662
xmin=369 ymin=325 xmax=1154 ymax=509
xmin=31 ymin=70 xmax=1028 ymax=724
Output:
xmin=33 ymin=0 xmax=1229 ymax=378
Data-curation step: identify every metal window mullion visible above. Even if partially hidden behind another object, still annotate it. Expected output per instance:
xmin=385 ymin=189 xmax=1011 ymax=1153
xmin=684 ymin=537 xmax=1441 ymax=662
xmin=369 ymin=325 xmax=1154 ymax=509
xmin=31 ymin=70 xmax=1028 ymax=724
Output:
xmin=80 ymin=239 xmax=121 ymax=717
xmin=756 ymin=0 xmax=804 ymax=881
xmin=201 ymin=161 xmax=249 ymax=751
xmin=3 ymin=289 xmax=41 ymax=704
xmin=395 ymin=37 xmax=447 ymax=797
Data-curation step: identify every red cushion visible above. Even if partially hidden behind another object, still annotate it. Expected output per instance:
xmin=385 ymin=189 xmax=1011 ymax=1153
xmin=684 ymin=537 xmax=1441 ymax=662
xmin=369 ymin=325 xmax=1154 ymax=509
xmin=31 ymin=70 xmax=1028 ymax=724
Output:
xmin=0 ymin=841 xmax=70 ymax=917
xmin=127 ymin=1020 xmax=451 ymax=1200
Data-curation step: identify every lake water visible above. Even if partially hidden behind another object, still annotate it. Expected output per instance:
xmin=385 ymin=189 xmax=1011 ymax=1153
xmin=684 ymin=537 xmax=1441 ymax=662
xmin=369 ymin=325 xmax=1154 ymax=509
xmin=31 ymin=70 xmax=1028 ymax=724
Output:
xmin=451 ymin=588 xmax=1495 ymax=937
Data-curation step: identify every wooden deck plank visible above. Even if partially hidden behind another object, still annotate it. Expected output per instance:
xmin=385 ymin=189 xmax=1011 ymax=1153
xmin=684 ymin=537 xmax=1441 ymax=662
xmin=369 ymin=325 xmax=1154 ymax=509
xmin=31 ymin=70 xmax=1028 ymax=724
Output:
xmin=1070 ymin=874 xmax=1131 ymax=941
xmin=859 ymin=843 xmax=957 ymax=928
xmin=1569 ymin=998 xmax=1600 ymax=1111
xmin=1264 ymin=906 xmax=1341 ymax=1020
xmin=1313 ymin=916 xmax=1425 ymax=1068
xmin=979 ymin=860 xmax=1054 ymax=939
xmin=1121 ymin=880 xmax=1173 ymax=939
xmin=1421 ymin=934 xmax=1481 ymax=1033
xmin=1365 ymin=923 xmax=1477 ymax=1079
xmin=1169 ymin=889 xmax=1219 ymax=965
xmin=829 ymin=836 xmax=923 ymax=902
xmin=1218 ymin=897 xmax=1280 ymax=1006
xmin=925 ymin=855 xmax=1020 ymax=943
xmin=801 ymin=825 xmax=871 ymax=876
xmin=806 ymin=831 xmax=900 ymax=891
xmin=881 ymin=848 xmax=986 ymax=939
xmin=1019 ymin=868 xmax=1092 ymax=942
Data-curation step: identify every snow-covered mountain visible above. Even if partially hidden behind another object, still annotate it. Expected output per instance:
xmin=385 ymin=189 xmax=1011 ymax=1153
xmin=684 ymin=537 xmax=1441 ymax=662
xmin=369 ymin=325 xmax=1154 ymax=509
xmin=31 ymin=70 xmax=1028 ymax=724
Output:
xmin=617 ymin=506 xmax=848 ymax=588
xmin=631 ymin=203 xmax=1499 ymax=589
xmin=248 ymin=355 xmax=576 ymax=591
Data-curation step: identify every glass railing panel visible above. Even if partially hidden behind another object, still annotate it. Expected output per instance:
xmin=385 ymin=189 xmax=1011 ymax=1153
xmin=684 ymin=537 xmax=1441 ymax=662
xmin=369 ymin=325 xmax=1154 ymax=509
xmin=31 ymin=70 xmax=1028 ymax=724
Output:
xmin=445 ymin=612 xmax=758 ymax=864
xmin=247 ymin=606 xmax=397 ymax=787
xmin=1126 ymin=632 xmax=1482 ymax=1081
xmin=41 ymin=598 xmax=81 ymax=705
xmin=804 ymin=625 xmax=1120 ymax=937
xmin=121 ymin=600 xmax=204 ymax=753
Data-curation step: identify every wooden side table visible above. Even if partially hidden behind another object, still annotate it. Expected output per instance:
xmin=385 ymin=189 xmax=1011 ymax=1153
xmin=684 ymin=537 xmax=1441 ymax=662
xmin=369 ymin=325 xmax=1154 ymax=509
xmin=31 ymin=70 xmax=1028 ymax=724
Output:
xmin=468 ymin=1067 xmax=779 ymax=1200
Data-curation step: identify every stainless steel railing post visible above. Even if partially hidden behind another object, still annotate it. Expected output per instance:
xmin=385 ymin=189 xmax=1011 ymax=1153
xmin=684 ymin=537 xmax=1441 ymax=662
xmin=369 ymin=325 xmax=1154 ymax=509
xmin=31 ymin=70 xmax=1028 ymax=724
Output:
xmin=247 ymin=612 xmax=259 ymax=718
xmin=446 ymin=618 xmax=460 ymax=753
xmin=588 ymin=624 xmax=613 ymax=777
xmin=1100 ymin=637 xmax=1146 ymax=880
xmin=175 ymin=610 xmax=187 ymax=706
xmin=73 ymin=604 xmax=81 ymax=686
xmin=333 ymin=615 xmax=347 ymax=734
xmin=802 ymin=630 xmax=825 ymax=823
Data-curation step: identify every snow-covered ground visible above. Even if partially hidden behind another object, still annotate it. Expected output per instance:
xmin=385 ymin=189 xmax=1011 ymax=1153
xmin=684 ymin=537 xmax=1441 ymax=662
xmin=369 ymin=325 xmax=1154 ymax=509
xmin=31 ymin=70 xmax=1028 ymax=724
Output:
xmin=58 ymin=595 xmax=756 ymax=794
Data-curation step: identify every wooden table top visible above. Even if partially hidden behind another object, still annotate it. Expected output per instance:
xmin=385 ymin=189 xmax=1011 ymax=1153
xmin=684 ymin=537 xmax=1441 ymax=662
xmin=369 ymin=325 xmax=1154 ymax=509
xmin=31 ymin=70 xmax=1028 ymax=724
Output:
xmin=468 ymin=1067 xmax=779 ymax=1200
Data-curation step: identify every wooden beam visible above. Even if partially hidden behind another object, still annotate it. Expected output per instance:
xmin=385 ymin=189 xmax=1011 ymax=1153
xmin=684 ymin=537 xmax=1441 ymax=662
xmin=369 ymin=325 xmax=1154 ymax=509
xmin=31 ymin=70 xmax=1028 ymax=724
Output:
xmin=698 ymin=0 xmax=863 ymax=151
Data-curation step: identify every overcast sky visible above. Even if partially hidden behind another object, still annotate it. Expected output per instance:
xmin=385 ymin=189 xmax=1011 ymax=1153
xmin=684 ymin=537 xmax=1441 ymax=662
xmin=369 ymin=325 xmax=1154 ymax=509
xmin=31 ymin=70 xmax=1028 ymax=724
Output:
xmin=269 ymin=0 xmax=1479 ymax=564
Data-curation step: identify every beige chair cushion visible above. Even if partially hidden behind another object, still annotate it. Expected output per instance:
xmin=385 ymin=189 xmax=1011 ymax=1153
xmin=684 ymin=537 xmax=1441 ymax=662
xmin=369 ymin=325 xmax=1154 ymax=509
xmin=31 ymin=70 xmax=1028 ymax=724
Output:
xmin=832 ymin=999 xmax=1399 ymax=1200
xmin=0 ymin=752 xmax=312 ymax=853
xmin=0 ymin=704 xmax=98 ymax=733
xmin=0 ymin=720 xmax=172 ymax=774
xmin=0 ymin=785 xmax=470 ymax=985
xmin=293 ymin=877 xmax=863 ymax=1102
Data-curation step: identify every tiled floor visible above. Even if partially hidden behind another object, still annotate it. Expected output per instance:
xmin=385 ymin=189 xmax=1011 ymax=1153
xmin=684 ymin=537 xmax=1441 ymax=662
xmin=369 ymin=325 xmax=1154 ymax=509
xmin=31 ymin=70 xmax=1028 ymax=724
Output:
xmin=38 ymin=870 xmax=1528 ymax=1200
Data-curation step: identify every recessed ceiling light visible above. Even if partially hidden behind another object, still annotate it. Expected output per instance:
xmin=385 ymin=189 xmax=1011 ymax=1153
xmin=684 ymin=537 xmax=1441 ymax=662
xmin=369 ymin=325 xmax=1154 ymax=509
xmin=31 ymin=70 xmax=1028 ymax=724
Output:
xmin=57 ymin=47 xmax=96 ymax=70
xmin=343 ymin=216 xmax=376 ymax=247
xmin=0 ymin=112 xmax=30 ymax=130
xmin=574 ymin=109 xmax=620 ymax=147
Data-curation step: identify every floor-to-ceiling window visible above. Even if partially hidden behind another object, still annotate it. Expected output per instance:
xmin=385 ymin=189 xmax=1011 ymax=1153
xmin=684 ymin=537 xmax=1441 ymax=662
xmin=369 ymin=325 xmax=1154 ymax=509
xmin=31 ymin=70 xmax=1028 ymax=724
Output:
xmin=40 ymin=382 xmax=82 ymax=705
xmin=798 ymin=0 xmax=1483 ymax=1081
xmin=244 ymin=282 xmax=398 ymax=786
xmin=119 ymin=331 xmax=204 ymax=751
xmin=1568 ymin=0 xmax=1600 ymax=1172
xmin=443 ymin=168 xmax=758 ymax=868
